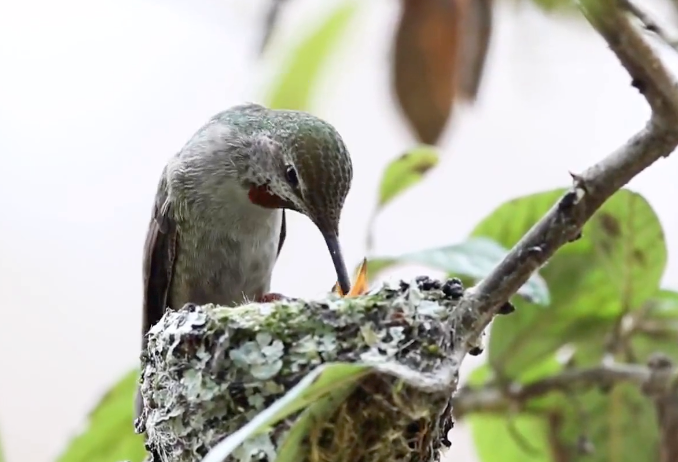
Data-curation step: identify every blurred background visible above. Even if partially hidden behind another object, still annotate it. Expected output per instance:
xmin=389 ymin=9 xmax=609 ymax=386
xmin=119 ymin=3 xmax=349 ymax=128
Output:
xmin=1 ymin=0 xmax=678 ymax=461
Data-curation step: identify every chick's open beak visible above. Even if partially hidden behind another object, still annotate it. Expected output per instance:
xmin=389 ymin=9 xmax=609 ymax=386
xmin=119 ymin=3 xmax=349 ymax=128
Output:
xmin=323 ymin=233 xmax=351 ymax=295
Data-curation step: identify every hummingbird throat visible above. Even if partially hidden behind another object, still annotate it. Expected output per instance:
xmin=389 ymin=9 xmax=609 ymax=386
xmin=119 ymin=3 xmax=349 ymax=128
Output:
xmin=248 ymin=184 xmax=289 ymax=209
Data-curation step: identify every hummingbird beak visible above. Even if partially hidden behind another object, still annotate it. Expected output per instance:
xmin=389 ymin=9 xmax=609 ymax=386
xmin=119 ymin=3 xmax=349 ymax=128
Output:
xmin=322 ymin=233 xmax=351 ymax=295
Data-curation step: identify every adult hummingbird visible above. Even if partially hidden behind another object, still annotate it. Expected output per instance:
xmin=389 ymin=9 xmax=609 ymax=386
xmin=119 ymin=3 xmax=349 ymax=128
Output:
xmin=136 ymin=103 xmax=353 ymax=419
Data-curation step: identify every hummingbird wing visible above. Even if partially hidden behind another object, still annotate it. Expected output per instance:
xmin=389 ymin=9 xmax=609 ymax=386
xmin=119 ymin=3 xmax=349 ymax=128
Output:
xmin=141 ymin=173 xmax=177 ymax=346
xmin=137 ymin=174 xmax=177 ymax=420
xmin=277 ymin=209 xmax=286 ymax=257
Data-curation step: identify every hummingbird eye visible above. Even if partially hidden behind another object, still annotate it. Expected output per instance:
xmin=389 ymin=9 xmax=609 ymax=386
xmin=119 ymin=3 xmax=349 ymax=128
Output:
xmin=284 ymin=165 xmax=299 ymax=187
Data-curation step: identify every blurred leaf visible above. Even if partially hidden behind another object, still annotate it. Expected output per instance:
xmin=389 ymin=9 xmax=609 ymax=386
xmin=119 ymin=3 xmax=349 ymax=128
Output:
xmin=57 ymin=369 xmax=145 ymax=462
xmin=488 ymin=296 xmax=615 ymax=378
xmin=259 ymin=0 xmax=291 ymax=53
xmin=472 ymin=188 xmax=567 ymax=249
xmin=645 ymin=289 xmax=678 ymax=318
xmin=201 ymin=363 xmax=371 ymax=462
xmin=514 ymin=353 xmax=581 ymax=414
xmin=392 ymin=0 xmax=494 ymax=143
xmin=366 ymin=145 xmax=439 ymax=251
xmin=554 ymin=384 xmax=658 ymax=462
xmin=468 ymin=413 xmax=551 ymax=462
xmin=466 ymin=366 xmax=658 ymax=462
xmin=632 ymin=289 xmax=678 ymax=362
xmin=458 ymin=0 xmax=494 ymax=101
xmin=518 ymin=354 xmax=564 ymax=384
xmin=467 ymin=365 xmax=552 ymax=462
xmin=366 ymin=237 xmax=550 ymax=305
xmin=472 ymin=189 xmax=666 ymax=378
xmin=264 ymin=0 xmax=360 ymax=111
xmin=377 ymin=145 xmax=439 ymax=208
xmin=464 ymin=355 xmax=566 ymax=413
xmin=393 ymin=0 xmax=462 ymax=144
xmin=466 ymin=362 xmax=494 ymax=387
xmin=0 ymin=427 xmax=5 ymax=462
xmin=552 ymin=340 xmax=661 ymax=462
xmin=515 ymin=0 xmax=578 ymax=13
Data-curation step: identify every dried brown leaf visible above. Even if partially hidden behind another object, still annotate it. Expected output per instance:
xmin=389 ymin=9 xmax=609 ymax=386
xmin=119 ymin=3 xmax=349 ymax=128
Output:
xmin=457 ymin=0 xmax=493 ymax=102
xmin=392 ymin=0 xmax=463 ymax=145
xmin=392 ymin=0 xmax=494 ymax=145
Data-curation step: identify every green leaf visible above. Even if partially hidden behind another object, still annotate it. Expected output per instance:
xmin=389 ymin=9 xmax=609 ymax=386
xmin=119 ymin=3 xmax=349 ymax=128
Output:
xmin=57 ymin=369 xmax=145 ymax=462
xmin=587 ymin=196 xmax=666 ymax=310
xmin=509 ymin=0 xmax=578 ymax=13
xmin=632 ymin=288 xmax=678 ymax=362
xmin=460 ymin=366 xmax=554 ymax=462
xmin=554 ymin=384 xmax=658 ymax=462
xmin=366 ymin=237 xmax=550 ymax=305
xmin=0 ymin=427 xmax=5 ymax=462
xmin=487 ymin=297 xmax=614 ymax=378
xmin=377 ymin=145 xmax=440 ymax=209
xmin=465 ymin=356 xmax=566 ymax=413
xmin=529 ymin=0 xmax=577 ymax=12
xmin=466 ymin=369 xmax=658 ymax=462
xmin=264 ymin=1 xmax=360 ymax=111
xmin=472 ymin=189 xmax=666 ymax=378
xmin=472 ymin=188 xmax=567 ymax=250
xmin=642 ymin=288 xmax=678 ymax=318
xmin=466 ymin=363 xmax=494 ymax=387
xmin=518 ymin=354 xmax=564 ymax=385
xmin=468 ymin=412 xmax=551 ymax=462
xmin=202 ymin=363 xmax=371 ymax=462
xmin=543 ymin=342 xmax=660 ymax=462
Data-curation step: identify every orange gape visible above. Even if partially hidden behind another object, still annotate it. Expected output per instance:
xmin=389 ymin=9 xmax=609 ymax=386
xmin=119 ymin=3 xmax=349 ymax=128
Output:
xmin=332 ymin=258 xmax=369 ymax=298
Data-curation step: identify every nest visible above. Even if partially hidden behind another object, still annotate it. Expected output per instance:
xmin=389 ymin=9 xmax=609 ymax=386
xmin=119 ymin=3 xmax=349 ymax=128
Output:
xmin=136 ymin=277 xmax=470 ymax=462
xmin=305 ymin=373 xmax=454 ymax=462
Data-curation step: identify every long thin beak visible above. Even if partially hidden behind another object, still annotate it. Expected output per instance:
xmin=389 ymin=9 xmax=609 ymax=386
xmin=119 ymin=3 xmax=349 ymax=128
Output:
xmin=323 ymin=233 xmax=351 ymax=295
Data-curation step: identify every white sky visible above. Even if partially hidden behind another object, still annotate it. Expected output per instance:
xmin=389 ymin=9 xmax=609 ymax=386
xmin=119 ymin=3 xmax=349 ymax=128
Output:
xmin=1 ymin=0 xmax=678 ymax=461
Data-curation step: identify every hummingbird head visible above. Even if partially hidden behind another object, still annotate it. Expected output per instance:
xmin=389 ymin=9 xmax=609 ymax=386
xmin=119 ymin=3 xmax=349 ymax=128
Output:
xmin=241 ymin=108 xmax=354 ymax=295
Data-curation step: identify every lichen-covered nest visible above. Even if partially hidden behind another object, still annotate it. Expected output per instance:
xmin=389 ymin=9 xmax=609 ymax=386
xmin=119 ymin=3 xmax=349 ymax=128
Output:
xmin=136 ymin=277 xmax=471 ymax=462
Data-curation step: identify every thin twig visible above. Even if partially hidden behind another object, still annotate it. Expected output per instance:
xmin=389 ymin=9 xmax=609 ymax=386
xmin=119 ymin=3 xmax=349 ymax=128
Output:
xmin=453 ymin=355 xmax=678 ymax=461
xmin=452 ymin=359 xmax=678 ymax=418
xmin=259 ymin=0 xmax=289 ymax=54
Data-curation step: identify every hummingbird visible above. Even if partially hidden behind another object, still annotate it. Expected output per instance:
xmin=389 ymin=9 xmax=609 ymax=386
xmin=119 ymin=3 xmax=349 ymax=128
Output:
xmin=136 ymin=103 xmax=353 ymax=419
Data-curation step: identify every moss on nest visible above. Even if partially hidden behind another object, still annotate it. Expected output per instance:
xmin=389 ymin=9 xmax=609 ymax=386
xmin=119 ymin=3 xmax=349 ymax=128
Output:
xmin=136 ymin=276 xmax=467 ymax=462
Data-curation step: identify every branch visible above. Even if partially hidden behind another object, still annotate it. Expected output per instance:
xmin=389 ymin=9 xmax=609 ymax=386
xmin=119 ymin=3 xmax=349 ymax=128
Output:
xmin=452 ymin=358 xmax=675 ymax=416
xmin=259 ymin=0 xmax=289 ymax=54
xmin=458 ymin=0 xmax=678 ymax=346
xmin=619 ymin=0 xmax=678 ymax=51
xmin=644 ymin=354 xmax=678 ymax=462
xmin=452 ymin=354 xmax=678 ymax=462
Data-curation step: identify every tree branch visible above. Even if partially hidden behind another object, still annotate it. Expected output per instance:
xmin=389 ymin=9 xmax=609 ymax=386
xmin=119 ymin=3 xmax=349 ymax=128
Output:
xmin=259 ymin=0 xmax=289 ymax=54
xmin=446 ymin=11 xmax=678 ymax=459
xmin=643 ymin=354 xmax=678 ymax=462
xmin=452 ymin=354 xmax=678 ymax=461
xmin=619 ymin=0 xmax=678 ymax=52
xmin=452 ymin=358 xmax=676 ymax=416
xmin=457 ymin=0 xmax=678 ymax=347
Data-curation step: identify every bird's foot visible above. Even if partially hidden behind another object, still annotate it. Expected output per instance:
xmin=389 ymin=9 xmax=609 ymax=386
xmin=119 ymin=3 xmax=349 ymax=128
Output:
xmin=257 ymin=292 xmax=292 ymax=303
